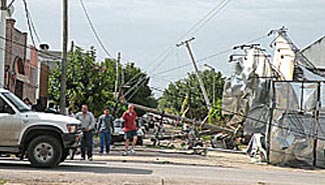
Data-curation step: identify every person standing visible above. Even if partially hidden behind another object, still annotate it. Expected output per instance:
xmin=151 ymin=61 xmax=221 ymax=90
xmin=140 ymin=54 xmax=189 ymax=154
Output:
xmin=23 ymin=97 xmax=32 ymax=108
xmin=97 ymin=107 xmax=114 ymax=155
xmin=121 ymin=104 xmax=138 ymax=156
xmin=75 ymin=104 xmax=95 ymax=161
xmin=32 ymin=99 xmax=44 ymax=112
xmin=68 ymin=108 xmax=75 ymax=117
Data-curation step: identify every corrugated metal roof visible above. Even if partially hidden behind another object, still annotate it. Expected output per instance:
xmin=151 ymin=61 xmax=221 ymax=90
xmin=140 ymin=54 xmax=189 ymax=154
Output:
xmin=301 ymin=35 xmax=325 ymax=69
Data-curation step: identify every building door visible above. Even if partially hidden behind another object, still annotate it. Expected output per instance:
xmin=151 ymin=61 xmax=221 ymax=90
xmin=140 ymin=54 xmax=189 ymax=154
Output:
xmin=15 ymin=80 xmax=23 ymax=99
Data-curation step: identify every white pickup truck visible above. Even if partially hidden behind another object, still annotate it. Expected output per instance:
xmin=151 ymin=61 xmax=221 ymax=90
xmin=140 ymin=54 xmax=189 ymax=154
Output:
xmin=0 ymin=88 xmax=81 ymax=168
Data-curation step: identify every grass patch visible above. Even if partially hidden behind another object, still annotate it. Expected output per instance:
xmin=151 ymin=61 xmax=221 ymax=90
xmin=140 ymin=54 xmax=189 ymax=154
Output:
xmin=201 ymin=135 xmax=211 ymax=142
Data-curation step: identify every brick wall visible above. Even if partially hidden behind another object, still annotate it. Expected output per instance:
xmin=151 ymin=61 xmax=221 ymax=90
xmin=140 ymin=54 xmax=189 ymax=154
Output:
xmin=24 ymin=47 xmax=38 ymax=103
xmin=4 ymin=18 xmax=29 ymax=100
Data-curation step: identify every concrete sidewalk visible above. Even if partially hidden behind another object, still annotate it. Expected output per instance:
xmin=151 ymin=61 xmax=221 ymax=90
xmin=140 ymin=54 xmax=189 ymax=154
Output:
xmin=70 ymin=146 xmax=289 ymax=172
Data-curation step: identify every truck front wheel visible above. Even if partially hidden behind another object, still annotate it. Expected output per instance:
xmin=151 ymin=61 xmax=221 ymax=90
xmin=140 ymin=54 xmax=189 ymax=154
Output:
xmin=27 ymin=135 xmax=63 ymax=168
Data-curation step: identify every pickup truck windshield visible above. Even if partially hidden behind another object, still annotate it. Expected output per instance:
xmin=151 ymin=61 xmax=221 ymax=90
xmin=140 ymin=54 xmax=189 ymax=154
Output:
xmin=2 ymin=92 xmax=31 ymax=112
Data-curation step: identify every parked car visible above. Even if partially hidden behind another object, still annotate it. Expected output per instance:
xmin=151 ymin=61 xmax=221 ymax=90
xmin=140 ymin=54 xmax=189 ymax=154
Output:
xmin=0 ymin=88 xmax=81 ymax=168
xmin=143 ymin=113 xmax=156 ymax=130
xmin=111 ymin=118 xmax=144 ymax=145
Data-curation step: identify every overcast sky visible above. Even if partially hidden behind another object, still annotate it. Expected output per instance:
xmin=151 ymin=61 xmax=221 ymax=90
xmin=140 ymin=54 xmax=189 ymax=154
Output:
xmin=11 ymin=0 xmax=325 ymax=96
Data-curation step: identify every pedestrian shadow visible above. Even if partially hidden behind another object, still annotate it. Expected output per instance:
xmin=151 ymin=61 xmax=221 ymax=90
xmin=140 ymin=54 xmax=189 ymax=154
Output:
xmin=0 ymin=159 xmax=153 ymax=175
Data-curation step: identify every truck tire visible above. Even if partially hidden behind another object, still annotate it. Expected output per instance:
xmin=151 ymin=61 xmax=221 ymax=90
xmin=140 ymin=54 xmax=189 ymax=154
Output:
xmin=27 ymin=135 xmax=63 ymax=168
xmin=60 ymin=149 xmax=69 ymax=163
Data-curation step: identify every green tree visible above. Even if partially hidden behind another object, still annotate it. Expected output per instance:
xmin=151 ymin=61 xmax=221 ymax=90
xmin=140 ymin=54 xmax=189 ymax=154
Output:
xmin=48 ymin=46 xmax=157 ymax=117
xmin=158 ymin=69 xmax=224 ymax=121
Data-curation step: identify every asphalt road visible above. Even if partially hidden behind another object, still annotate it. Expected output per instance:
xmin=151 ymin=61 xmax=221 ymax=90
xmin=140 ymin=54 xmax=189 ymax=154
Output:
xmin=0 ymin=158 xmax=325 ymax=185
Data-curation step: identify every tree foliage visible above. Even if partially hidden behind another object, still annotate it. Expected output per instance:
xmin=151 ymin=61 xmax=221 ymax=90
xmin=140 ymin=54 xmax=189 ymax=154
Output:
xmin=48 ymin=46 xmax=157 ymax=117
xmin=158 ymin=70 xmax=224 ymax=121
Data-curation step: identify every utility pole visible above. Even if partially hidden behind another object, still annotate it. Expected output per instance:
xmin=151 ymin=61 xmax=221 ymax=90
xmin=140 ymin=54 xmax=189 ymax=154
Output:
xmin=204 ymin=63 xmax=216 ymax=106
xmin=60 ymin=0 xmax=68 ymax=114
xmin=120 ymin=64 xmax=125 ymax=101
xmin=114 ymin=52 xmax=121 ymax=98
xmin=0 ymin=0 xmax=7 ymax=87
xmin=113 ymin=53 xmax=125 ymax=117
xmin=121 ymin=66 xmax=124 ymax=86
xmin=177 ymin=37 xmax=211 ymax=110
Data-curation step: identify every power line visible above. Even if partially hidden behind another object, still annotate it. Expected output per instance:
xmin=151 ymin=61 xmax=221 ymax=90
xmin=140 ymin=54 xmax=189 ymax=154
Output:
xmin=148 ymin=47 xmax=177 ymax=75
xmin=22 ymin=0 xmax=41 ymax=46
xmin=0 ymin=34 xmax=121 ymax=63
xmin=246 ymin=35 xmax=268 ymax=44
xmin=22 ymin=0 xmax=35 ymax=46
xmin=117 ymin=0 xmax=235 ymax=99
xmin=153 ymin=74 xmax=185 ymax=79
xmin=189 ymin=80 xmax=325 ymax=140
xmin=197 ymin=48 xmax=232 ymax=63
xmin=0 ymin=35 xmax=62 ymax=61
xmin=155 ymin=49 xmax=230 ymax=75
xmin=0 ymin=45 xmax=51 ymax=76
xmin=151 ymin=75 xmax=175 ymax=83
xmin=126 ymin=77 xmax=148 ymax=102
xmin=78 ymin=0 xmax=113 ymax=58
xmin=24 ymin=0 xmax=41 ymax=43
xmin=123 ymin=76 xmax=147 ymax=99
xmin=152 ymin=78 xmax=325 ymax=141
xmin=7 ymin=0 xmax=16 ymax=9
xmin=146 ymin=46 xmax=175 ymax=72
xmin=28 ymin=10 xmax=41 ymax=43
xmin=186 ymin=0 xmax=232 ymax=37
xmin=154 ymin=34 xmax=269 ymax=76
xmin=147 ymin=0 xmax=232 ymax=75
xmin=176 ymin=0 xmax=230 ymax=42
xmin=136 ymin=86 xmax=325 ymax=166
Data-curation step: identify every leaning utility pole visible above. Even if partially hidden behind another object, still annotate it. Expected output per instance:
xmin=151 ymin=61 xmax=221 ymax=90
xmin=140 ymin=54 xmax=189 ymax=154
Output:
xmin=60 ymin=0 xmax=68 ymax=114
xmin=204 ymin=63 xmax=216 ymax=105
xmin=0 ymin=0 xmax=7 ymax=87
xmin=177 ymin=37 xmax=211 ymax=110
xmin=114 ymin=52 xmax=121 ymax=98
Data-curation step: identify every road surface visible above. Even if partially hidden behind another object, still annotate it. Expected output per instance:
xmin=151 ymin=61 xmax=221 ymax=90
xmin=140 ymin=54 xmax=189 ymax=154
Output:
xmin=0 ymin=158 xmax=325 ymax=185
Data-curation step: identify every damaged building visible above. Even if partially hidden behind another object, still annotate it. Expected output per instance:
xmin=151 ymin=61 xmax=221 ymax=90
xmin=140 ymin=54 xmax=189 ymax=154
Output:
xmin=222 ymin=27 xmax=325 ymax=168
xmin=301 ymin=36 xmax=325 ymax=74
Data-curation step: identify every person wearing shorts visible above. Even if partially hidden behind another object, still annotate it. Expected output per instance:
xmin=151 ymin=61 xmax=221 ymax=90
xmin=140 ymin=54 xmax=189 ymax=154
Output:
xmin=121 ymin=104 xmax=138 ymax=156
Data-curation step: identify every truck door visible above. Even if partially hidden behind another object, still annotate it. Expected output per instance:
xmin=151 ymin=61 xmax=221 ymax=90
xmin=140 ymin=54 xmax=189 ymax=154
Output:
xmin=0 ymin=96 xmax=21 ymax=146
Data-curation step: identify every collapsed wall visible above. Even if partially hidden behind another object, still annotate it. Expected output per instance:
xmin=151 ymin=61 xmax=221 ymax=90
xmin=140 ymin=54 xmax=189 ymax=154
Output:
xmin=222 ymin=45 xmax=274 ymax=135
xmin=222 ymin=27 xmax=325 ymax=168
xmin=269 ymin=81 xmax=325 ymax=168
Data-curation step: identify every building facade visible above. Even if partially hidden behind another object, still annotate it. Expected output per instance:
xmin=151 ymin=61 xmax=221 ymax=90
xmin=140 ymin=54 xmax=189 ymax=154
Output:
xmin=4 ymin=18 xmax=28 ymax=99
xmin=4 ymin=18 xmax=46 ymax=104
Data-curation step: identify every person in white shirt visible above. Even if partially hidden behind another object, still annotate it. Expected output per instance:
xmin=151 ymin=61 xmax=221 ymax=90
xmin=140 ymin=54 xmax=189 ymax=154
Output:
xmin=75 ymin=104 xmax=95 ymax=161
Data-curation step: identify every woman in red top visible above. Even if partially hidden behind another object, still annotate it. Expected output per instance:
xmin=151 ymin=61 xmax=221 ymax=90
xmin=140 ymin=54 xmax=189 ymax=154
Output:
xmin=121 ymin=104 xmax=138 ymax=156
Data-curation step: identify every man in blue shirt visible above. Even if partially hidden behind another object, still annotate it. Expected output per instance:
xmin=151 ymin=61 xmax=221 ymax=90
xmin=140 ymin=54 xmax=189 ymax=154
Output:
xmin=97 ymin=107 xmax=114 ymax=155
